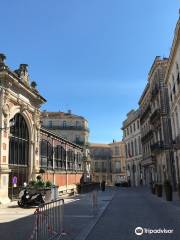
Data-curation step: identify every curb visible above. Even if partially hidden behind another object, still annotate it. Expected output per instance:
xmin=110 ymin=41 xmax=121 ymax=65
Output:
xmin=74 ymin=190 xmax=117 ymax=240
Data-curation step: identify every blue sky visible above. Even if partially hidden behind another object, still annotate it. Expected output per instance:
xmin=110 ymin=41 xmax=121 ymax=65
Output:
xmin=1 ymin=0 xmax=180 ymax=143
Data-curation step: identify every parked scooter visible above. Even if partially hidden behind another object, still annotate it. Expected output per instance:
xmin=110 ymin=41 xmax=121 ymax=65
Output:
xmin=18 ymin=188 xmax=45 ymax=208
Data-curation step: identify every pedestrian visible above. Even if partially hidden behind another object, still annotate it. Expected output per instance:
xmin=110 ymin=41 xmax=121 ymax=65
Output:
xmin=101 ymin=180 xmax=105 ymax=191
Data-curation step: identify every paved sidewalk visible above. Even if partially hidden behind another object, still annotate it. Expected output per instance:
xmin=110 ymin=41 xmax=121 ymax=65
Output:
xmin=0 ymin=187 xmax=115 ymax=240
xmin=86 ymin=187 xmax=180 ymax=240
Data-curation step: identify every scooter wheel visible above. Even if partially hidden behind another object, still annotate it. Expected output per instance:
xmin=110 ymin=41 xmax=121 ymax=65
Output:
xmin=18 ymin=200 xmax=24 ymax=208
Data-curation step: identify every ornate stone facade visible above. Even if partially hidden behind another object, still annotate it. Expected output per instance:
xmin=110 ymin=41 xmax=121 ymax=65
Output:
xmin=0 ymin=54 xmax=46 ymax=203
xmin=0 ymin=54 xmax=83 ymax=204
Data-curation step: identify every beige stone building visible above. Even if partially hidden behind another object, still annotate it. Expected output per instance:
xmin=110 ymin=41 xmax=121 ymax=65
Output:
xmin=138 ymin=56 xmax=174 ymax=186
xmin=165 ymin=15 xmax=180 ymax=186
xmin=139 ymin=83 xmax=153 ymax=185
xmin=122 ymin=109 xmax=142 ymax=186
xmin=148 ymin=57 xmax=174 ymax=185
xmin=90 ymin=141 xmax=126 ymax=185
xmin=109 ymin=141 xmax=126 ymax=184
xmin=41 ymin=111 xmax=91 ymax=181
xmin=41 ymin=111 xmax=89 ymax=146
xmin=90 ymin=144 xmax=111 ymax=184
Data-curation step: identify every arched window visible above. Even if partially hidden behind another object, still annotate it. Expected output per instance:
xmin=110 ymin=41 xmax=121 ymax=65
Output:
xmin=40 ymin=140 xmax=53 ymax=169
xmin=54 ymin=145 xmax=65 ymax=169
xmin=67 ymin=149 xmax=75 ymax=171
xmin=9 ymin=113 xmax=29 ymax=165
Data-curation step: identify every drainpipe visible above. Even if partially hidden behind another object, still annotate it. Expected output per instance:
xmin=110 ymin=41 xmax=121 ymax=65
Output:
xmin=52 ymin=139 xmax=55 ymax=185
xmin=65 ymin=144 xmax=68 ymax=192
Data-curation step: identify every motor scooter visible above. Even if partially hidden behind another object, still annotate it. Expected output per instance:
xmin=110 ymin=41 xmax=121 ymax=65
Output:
xmin=18 ymin=188 xmax=45 ymax=208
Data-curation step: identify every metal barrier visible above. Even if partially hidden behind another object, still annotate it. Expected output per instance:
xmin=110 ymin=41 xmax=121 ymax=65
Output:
xmin=29 ymin=198 xmax=65 ymax=240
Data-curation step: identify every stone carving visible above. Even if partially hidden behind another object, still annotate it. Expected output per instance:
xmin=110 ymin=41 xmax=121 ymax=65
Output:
xmin=2 ymin=104 xmax=9 ymax=117
xmin=0 ymin=53 xmax=8 ymax=71
xmin=3 ymin=118 xmax=8 ymax=129
xmin=15 ymin=64 xmax=29 ymax=84
xmin=20 ymin=105 xmax=27 ymax=113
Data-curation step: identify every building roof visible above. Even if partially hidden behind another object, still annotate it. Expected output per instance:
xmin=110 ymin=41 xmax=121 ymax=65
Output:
xmin=90 ymin=143 xmax=110 ymax=148
xmin=121 ymin=109 xmax=140 ymax=129
xmin=138 ymin=56 xmax=168 ymax=105
xmin=0 ymin=53 xmax=46 ymax=103
xmin=40 ymin=127 xmax=83 ymax=150
xmin=41 ymin=111 xmax=87 ymax=121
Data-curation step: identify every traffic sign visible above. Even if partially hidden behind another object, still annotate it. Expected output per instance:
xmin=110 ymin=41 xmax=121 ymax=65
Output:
xmin=12 ymin=176 xmax=17 ymax=185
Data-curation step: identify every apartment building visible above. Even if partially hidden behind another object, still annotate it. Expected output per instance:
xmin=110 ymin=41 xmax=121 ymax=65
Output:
xmin=138 ymin=83 xmax=154 ymax=185
xmin=122 ymin=110 xmax=142 ymax=186
xmin=109 ymin=141 xmax=126 ymax=184
xmin=41 ymin=111 xmax=91 ymax=182
xmin=90 ymin=144 xmax=112 ymax=184
xmin=138 ymin=57 xmax=174 ymax=186
xmin=165 ymin=15 xmax=180 ymax=186
xmin=90 ymin=141 xmax=126 ymax=185
xmin=41 ymin=111 xmax=89 ymax=146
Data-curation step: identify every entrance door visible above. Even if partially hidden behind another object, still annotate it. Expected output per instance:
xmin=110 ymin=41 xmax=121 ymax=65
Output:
xmin=8 ymin=113 xmax=29 ymax=199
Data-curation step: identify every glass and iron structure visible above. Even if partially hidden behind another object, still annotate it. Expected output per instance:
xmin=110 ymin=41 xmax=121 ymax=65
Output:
xmin=40 ymin=127 xmax=83 ymax=172
xmin=8 ymin=119 xmax=83 ymax=198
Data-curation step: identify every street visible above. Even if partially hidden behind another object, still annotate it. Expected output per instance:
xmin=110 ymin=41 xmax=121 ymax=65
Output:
xmin=86 ymin=187 xmax=180 ymax=240
xmin=0 ymin=187 xmax=180 ymax=240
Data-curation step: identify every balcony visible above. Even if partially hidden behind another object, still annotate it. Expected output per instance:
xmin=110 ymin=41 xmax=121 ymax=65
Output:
xmin=112 ymin=169 xmax=121 ymax=174
xmin=149 ymin=108 xmax=160 ymax=124
xmin=140 ymin=105 xmax=151 ymax=123
xmin=44 ymin=125 xmax=89 ymax=132
xmin=173 ymin=134 xmax=180 ymax=150
xmin=150 ymin=141 xmax=169 ymax=152
xmin=151 ymin=85 xmax=159 ymax=100
xmin=141 ymin=129 xmax=153 ymax=143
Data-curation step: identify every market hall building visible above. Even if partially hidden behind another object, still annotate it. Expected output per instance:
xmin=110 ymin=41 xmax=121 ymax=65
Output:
xmin=0 ymin=54 xmax=83 ymax=204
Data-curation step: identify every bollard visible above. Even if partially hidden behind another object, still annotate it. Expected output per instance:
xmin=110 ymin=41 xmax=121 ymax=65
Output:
xmin=92 ymin=190 xmax=98 ymax=215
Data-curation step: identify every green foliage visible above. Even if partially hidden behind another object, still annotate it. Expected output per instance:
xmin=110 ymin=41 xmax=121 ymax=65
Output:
xmin=35 ymin=180 xmax=45 ymax=189
xmin=39 ymin=169 xmax=45 ymax=174
xmin=45 ymin=180 xmax=53 ymax=188
xmin=29 ymin=180 xmax=36 ymax=187
xmin=36 ymin=175 xmax=42 ymax=181
xmin=28 ymin=177 xmax=54 ymax=189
